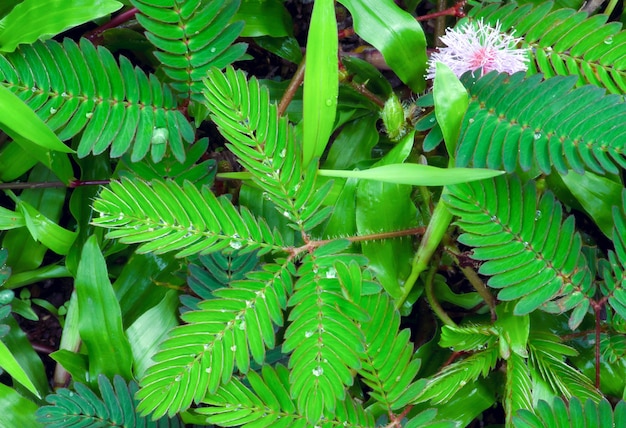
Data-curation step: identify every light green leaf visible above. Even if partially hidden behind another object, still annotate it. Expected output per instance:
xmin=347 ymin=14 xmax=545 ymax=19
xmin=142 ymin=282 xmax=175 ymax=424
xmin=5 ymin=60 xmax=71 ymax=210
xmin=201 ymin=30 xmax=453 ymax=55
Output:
xmin=0 ymin=338 xmax=40 ymax=398
xmin=433 ymin=62 xmax=469 ymax=157
xmin=18 ymin=201 xmax=77 ymax=256
xmin=560 ymin=170 xmax=622 ymax=238
xmin=319 ymin=163 xmax=504 ymax=186
xmin=76 ymin=236 xmax=133 ymax=384
xmin=0 ymin=383 xmax=41 ymax=427
xmin=302 ymin=0 xmax=338 ymax=167
xmin=0 ymin=206 xmax=24 ymax=230
xmin=356 ymin=132 xmax=416 ymax=299
xmin=235 ymin=0 xmax=293 ymax=37
xmin=126 ymin=290 xmax=179 ymax=378
xmin=338 ymin=0 xmax=427 ymax=92
xmin=0 ymin=85 xmax=72 ymax=152
xmin=0 ymin=0 xmax=122 ymax=52
xmin=496 ymin=302 xmax=530 ymax=359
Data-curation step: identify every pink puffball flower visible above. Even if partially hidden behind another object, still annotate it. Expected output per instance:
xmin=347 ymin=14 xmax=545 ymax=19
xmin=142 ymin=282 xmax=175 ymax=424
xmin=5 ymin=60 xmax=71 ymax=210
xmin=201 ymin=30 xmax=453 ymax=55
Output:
xmin=426 ymin=20 xmax=529 ymax=79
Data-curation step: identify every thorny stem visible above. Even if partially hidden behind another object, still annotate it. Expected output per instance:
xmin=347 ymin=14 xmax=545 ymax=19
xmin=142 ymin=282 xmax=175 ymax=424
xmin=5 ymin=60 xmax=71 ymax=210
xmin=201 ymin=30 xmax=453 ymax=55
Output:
xmin=85 ymin=7 xmax=139 ymax=44
xmin=425 ymin=261 xmax=457 ymax=327
xmin=278 ymin=57 xmax=306 ymax=117
xmin=288 ymin=227 xmax=426 ymax=259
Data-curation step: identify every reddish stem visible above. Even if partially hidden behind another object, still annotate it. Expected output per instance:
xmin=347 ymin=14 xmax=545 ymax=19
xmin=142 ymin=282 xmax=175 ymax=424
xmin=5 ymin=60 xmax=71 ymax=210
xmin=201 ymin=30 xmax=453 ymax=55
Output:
xmin=85 ymin=7 xmax=139 ymax=44
xmin=416 ymin=0 xmax=467 ymax=22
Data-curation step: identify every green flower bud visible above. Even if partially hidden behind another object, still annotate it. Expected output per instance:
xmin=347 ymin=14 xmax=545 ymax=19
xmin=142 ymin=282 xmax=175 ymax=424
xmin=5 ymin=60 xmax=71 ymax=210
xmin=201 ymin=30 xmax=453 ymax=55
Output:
xmin=381 ymin=93 xmax=406 ymax=142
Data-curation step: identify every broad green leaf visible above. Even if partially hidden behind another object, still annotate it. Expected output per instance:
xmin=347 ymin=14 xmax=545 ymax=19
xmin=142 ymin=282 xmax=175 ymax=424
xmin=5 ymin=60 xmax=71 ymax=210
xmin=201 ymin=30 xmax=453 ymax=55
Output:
xmin=0 ymin=0 xmax=122 ymax=52
xmin=0 ymin=383 xmax=41 ymax=427
xmin=559 ymin=170 xmax=622 ymax=238
xmin=76 ymin=236 xmax=133 ymax=384
xmin=0 ymin=142 xmax=38 ymax=182
xmin=113 ymin=252 xmax=178 ymax=327
xmin=496 ymin=302 xmax=530 ymax=359
xmin=12 ymin=135 xmax=74 ymax=184
xmin=235 ymin=0 xmax=293 ymax=37
xmin=3 ymin=166 xmax=66 ymax=272
xmin=302 ymin=0 xmax=338 ymax=167
xmin=126 ymin=290 xmax=179 ymax=378
xmin=0 ymin=84 xmax=72 ymax=152
xmin=1 ymin=316 xmax=49 ymax=398
xmin=356 ymin=132 xmax=417 ymax=299
xmin=433 ymin=62 xmax=469 ymax=157
xmin=323 ymin=114 xmax=379 ymax=170
xmin=0 ymin=206 xmax=24 ymax=230
xmin=18 ymin=201 xmax=77 ymax=256
xmin=0 ymin=336 xmax=40 ymax=397
xmin=338 ymin=0 xmax=427 ymax=92
xmin=319 ymin=163 xmax=505 ymax=186
xmin=49 ymin=350 xmax=89 ymax=384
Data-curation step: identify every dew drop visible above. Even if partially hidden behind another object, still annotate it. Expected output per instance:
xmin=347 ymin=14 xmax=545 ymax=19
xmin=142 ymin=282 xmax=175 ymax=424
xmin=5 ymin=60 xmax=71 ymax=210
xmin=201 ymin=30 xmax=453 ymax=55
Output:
xmin=238 ymin=321 xmax=246 ymax=330
xmin=174 ymin=375 xmax=182 ymax=382
xmin=468 ymin=118 xmax=475 ymax=123
xmin=230 ymin=345 xmax=237 ymax=352
xmin=49 ymin=107 xmax=57 ymax=114
xmin=490 ymin=215 xmax=497 ymax=221
xmin=85 ymin=112 xmax=93 ymax=119
xmin=604 ymin=37 xmax=614 ymax=45
xmin=206 ymin=367 xmax=212 ymax=373
xmin=325 ymin=99 xmax=333 ymax=106
xmin=523 ymin=241 xmax=529 ymax=248
xmin=312 ymin=366 xmax=324 ymax=377
xmin=61 ymin=92 xmax=68 ymax=98
xmin=533 ymin=132 xmax=541 ymax=140
xmin=279 ymin=149 xmax=286 ymax=158
xmin=534 ymin=210 xmax=542 ymax=221
xmin=282 ymin=211 xmax=291 ymax=219
xmin=229 ymin=240 xmax=242 ymax=250
xmin=210 ymin=47 xmax=216 ymax=53
xmin=305 ymin=331 xmax=314 ymax=338
xmin=325 ymin=267 xmax=337 ymax=279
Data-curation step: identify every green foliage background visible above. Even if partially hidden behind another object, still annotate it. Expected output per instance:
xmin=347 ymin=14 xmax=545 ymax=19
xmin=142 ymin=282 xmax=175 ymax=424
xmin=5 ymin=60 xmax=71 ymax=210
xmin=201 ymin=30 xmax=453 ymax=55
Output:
xmin=0 ymin=0 xmax=626 ymax=427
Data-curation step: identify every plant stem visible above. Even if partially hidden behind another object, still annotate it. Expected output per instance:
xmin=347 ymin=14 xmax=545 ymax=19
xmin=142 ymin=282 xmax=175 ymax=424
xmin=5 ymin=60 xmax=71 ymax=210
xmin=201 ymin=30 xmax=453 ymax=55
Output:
xmin=278 ymin=57 xmax=306 ymax=117
xmin=396 ymin=187 xmax=453 ymax=309
xmin=446 ymin=242 xmax=497 ymax=320
xmin=417 ymin=0 xmax=467 ymax=22
xmin=424 ymin=262 xmax=457 ymax=327
xmin=289 ymin=227 xmax=425 ymax=258
xmin=0 ymin=179 xmax=109 ymax=190
xmin=85 ymin=7 xmax=139 ymax=44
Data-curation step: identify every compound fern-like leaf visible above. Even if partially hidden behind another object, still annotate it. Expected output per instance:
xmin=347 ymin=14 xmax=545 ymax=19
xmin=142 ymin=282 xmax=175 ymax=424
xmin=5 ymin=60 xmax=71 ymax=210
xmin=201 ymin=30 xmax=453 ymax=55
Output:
xmin=283 ymin=253 xmax=369 ymax=423
xmin=91 ymin=177 xmax=285 ymax=258
xmin=136 ymin=260 xmax=293 ymax=419
xmin=183 ymin=249 xmax=259 ymax=311
xmin=455 ymin=72 xmax=626 ymax=175
xmin=0 ymin=38 xmax=194 ymax=162
xmin=35 ymin=375 xmax=183 ymax=427
xmin=203 ymin=67 xmax=332 ymax=231
xmin=444 ymin=174 xmax=593 ymax=315
xmin=358 ymin=293 xmax=421 ymax=411
xmin=528 ymin=331 xmax=601 ymax=402
xmin=197 ymin=364 xmax=375 ymax=427
xmin=469 ymin=1 xmax=626 ymax=94
xmin=602 ymin=191 xmax=626 ymax=319
xmin=131 ymin=0 xmax=247 ymax=100
xmin=513 ymin=397 xmax=625 ymax=428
